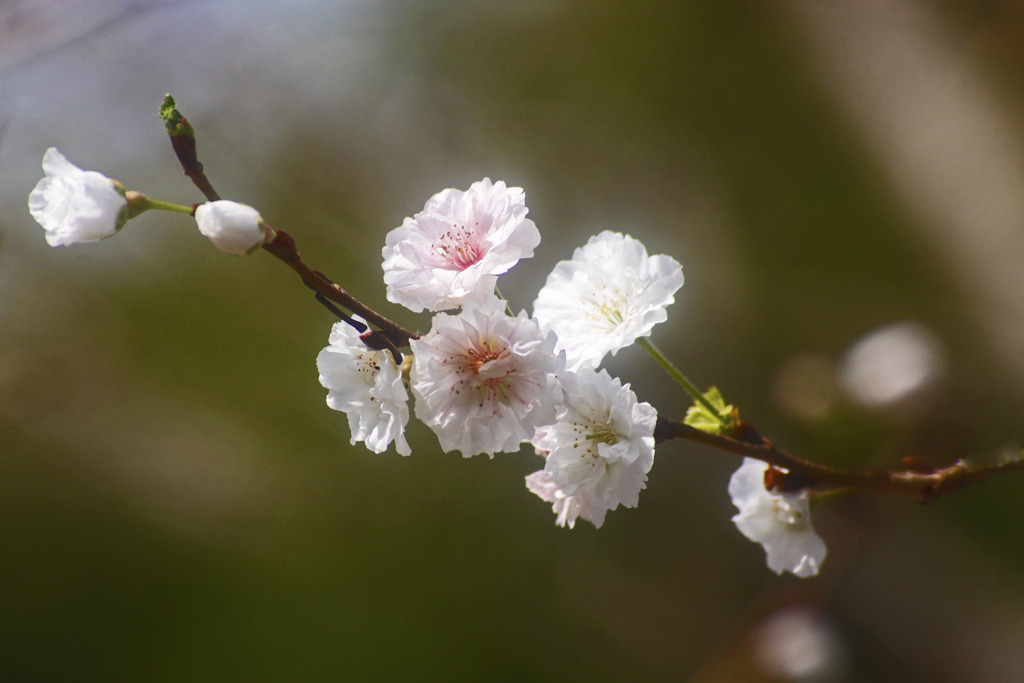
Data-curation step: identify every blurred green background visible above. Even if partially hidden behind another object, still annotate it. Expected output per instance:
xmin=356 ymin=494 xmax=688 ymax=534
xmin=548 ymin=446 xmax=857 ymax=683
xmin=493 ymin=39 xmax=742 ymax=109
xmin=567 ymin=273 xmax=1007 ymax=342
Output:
xmin=4 ymin=0 xmax=1024 ymax=680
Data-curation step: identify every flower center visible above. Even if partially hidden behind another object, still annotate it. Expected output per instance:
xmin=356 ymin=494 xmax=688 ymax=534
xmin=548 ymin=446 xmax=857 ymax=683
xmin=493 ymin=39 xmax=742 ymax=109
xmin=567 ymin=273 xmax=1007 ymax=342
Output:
xmin=356 ymin=351 xmax=381 ymax=385
xmin=454 ymin=342 xmax=518 ymax=403
xmin=774 ymin=498 xmax=808 ymax=529
xmin=598 ymin=299 xmax=626 ymax=326
xmin=583 ymin=284 xmax=628 ymax=330
xmin=467 ymin=343 xmax=507 ymax=373
xmin=432 ymin=223 xmax=484 ymax=270
xmin=586 ymin=427 xmax=617 ymax=447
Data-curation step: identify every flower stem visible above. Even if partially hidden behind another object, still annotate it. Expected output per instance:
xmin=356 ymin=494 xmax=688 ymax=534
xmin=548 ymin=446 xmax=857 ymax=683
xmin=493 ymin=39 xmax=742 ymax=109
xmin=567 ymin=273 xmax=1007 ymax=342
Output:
xmin=144 ymin=197 xmax=196 ymax=215
xmin=124 ymin=192 xmax=195 ymax=220
xmin=493 ymin=285 xmax=515 ymax=317
xmin=637 ymin=337 xmax=726 ymax=425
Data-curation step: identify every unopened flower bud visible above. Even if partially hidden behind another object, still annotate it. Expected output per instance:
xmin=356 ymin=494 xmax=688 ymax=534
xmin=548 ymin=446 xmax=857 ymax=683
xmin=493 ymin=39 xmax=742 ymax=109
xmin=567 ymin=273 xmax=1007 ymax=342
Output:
xmin=194 ymin=200 xmax=266 ymax=255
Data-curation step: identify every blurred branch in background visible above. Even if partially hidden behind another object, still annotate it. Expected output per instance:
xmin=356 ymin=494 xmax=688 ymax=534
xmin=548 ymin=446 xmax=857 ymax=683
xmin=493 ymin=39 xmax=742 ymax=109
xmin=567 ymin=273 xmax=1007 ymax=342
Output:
xmin=0 ymin=0 xmax=182 ymax=76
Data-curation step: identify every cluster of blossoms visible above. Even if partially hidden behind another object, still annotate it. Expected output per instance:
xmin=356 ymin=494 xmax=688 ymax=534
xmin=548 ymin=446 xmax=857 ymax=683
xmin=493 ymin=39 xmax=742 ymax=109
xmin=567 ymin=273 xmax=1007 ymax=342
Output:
xmin=29 ymin=151 xmax=827 ymax=576
xmin=320 ymin=178 xmax=676 ymax=529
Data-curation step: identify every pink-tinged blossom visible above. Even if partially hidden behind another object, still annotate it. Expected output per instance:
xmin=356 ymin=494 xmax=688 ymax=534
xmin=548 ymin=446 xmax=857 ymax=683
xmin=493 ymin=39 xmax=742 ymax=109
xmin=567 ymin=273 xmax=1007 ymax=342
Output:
xmin=28 ymin=147 xmax=128 ymax=247
xmin=382 ymin=178 xmax=540 ymax=312
xmin=529 ymin=368 xmax=657 ymax=528
xmin=317 ymin=317 xmax=411 ymax=455
xmin=729 ymin=458 xmax=827 ymax=578
xmin=410 ymin=301 xmax=561 ymax=457
xmin=533 ymin=231 xmax=683 ymax=371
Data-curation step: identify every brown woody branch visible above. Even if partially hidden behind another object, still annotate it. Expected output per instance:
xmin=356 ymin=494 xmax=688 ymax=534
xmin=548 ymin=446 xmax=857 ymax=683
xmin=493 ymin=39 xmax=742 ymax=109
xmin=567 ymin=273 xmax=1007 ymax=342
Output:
xmin=161 ymin=98 xmax=418 ymax=349
xmin=260 ymin=229 xmax=418 ymax=348
xmin=655 ymin=416 xmax=1024 ymax=503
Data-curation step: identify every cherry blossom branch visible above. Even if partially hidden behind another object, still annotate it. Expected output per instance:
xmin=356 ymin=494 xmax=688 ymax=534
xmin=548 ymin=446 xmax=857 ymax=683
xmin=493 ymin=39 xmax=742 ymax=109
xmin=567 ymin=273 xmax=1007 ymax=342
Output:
xmin=158 ymin=95 xmax=418 ymax=350
xmin=654 ymin=415 xmax=1024 ymax=502
xmin=155 ymin=94 xmax=1024 ymax=508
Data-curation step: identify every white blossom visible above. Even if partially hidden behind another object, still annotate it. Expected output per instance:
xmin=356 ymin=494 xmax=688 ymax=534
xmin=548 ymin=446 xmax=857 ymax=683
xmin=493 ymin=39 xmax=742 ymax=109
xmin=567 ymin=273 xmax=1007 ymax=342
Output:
xmin=194 ymin=200 xmax=266 ymax=255
xmin=524 ymin=469 xmax=598 ymax=529
xmin=410 ymin=301 xmax=561 ymax=457
xmin=382 ymin=178 xmax=540 ymax=312
xmin=729 ymin=458 xmax=827 ymax=578
xmin=28 ymin=147 xmax=128 ymax=247
xmin=533 ymin=231 xmax=683 ymax=371
xmin=529 ymin=368 xmax=657 ymax=528
xmin=317 ymin=317 xmax=411 ymax=455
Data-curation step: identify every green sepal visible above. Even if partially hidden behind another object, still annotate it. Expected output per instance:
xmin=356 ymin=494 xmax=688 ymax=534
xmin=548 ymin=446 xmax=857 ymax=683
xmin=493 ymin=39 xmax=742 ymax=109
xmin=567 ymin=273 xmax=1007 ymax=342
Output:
xmin=159 ymin=94 xmax=194 ymax=138
xmin=684 ymin=386 xmax=741 ymax=436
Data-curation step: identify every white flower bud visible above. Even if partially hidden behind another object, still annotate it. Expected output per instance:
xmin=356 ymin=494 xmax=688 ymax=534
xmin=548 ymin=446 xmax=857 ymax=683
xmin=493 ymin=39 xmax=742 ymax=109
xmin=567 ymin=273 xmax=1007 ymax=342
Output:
xmin=194 ymin=200 xmax=266 ymax=255
xmin=28 ymin=148 xmax=128 ymax=247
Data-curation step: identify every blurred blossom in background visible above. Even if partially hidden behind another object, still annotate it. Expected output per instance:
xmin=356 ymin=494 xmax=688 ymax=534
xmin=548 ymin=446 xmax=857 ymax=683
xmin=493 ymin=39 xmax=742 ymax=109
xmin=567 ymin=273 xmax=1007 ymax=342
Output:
xmin=751 ymin=606 xmax=849 ymax=683
xmin=4 ymin=1 xmax=1024 ymax=681
xmin=838 ymin=321 xmax=946 ymax=413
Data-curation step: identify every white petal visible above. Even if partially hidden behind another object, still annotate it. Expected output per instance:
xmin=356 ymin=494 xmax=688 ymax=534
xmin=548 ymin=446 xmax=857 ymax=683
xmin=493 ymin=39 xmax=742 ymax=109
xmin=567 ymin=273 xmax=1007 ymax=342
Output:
xmin=317 ymin=317 xmax=411 ymax=456
xmin=532 ymin=368 xmax=656 ymax=528
xmin=411 ymin=303 xmax=561 ymax=457
xmin=383 ymin=179 xmax=540 ymax=312
xmin=533 ymin=231 xmax=683 ymax=371
xmin=195 ymin=201 xmax=266 ymax=255
xmin=728 ymin=459 xmax=827 ymax=577
xmin=28 ymin=147 xmax=126 ymax=247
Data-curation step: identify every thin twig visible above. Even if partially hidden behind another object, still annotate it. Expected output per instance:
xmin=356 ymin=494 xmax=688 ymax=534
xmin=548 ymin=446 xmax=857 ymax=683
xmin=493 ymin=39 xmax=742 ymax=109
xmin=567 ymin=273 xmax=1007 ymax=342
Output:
xmin=655 ymin=416 xmax=1024 ymax=502
xmin=160 ymin=96 xmax=418 ymax=348
xmin=261 ymin=230 xmax=417 ymax=347
xmin=159 ymin=95 xmax=220 ymax=202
